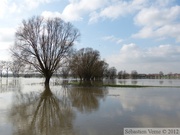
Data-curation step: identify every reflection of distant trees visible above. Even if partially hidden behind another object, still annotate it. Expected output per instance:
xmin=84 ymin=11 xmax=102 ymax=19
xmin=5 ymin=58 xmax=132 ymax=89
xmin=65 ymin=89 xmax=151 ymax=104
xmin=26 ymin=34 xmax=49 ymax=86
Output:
xmin=118 ymin=79 xmax=126 ymax=85
xmin=103 ymin=79 xmax=116 ymax=85
xmin=159 ymin=80 xmax=164 ymax=85
xmin=131 ymin=80 xmax=138 ymax=85
xmin=53 ymin=78 xmax=69 ymax=86
xmin=168 ymin=80 xmax=172 ymax=84
xmin=0 ymin=78 xmax=21 ymax=93
xmin=9 ymin=81 xmax=108 ymax=135
xmin=131 ymin=70 xmax=138 ymax=79
xmin=118 ymin=70 xmax=129 ymax=79
xmin=78 ymin=80 xmax=104 ymax=86
xmin=10 ymin=85 xmax=76 ymax=135
xmin=69 ymin=87 xmax=108 ymax=113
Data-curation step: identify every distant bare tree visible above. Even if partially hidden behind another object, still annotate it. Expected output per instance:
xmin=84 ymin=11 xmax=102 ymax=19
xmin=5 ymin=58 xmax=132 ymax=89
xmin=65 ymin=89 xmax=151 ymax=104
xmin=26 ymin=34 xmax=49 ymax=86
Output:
xmin=1 ymin=61 xmax=12 ymax=78
xmin=167 ymin=72 xmax=172 ymax=79
xmin=131 ymin=70 xmax=138 ymax=79
xmin=69 ymin=48 xmax=108 ymax=80
xmin=118 ymin=70 xmax=122 ymax=79
xmin=118 ymin=70 xmax=129 ymax=79
xmin=0 ymin=61 xmax=4 ymax=78
xmin=6 ymin=61 xmax=11 ymax=78
xmin=10 ymin=58 xmax=25 ymax=77
xmin=159 ymin=71 xmax=164 ymax=79
xmin=11 ymin=16 xmax=80 ymax=85
xmin=104 ymin=67 xmax=117 ymax=79
xmin=108 ymin=67 xmax=117 ymax=79
xmin=60 ymin=67 xmax=70 ymax=78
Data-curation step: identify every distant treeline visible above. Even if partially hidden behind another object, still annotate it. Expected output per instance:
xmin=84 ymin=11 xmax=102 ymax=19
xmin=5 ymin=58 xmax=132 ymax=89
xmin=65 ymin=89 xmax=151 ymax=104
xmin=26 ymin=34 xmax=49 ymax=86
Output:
xmin=1 ymin=71 xmax=180 ymax=80
xmin=0 ymin=48 xmax=180 ymax=80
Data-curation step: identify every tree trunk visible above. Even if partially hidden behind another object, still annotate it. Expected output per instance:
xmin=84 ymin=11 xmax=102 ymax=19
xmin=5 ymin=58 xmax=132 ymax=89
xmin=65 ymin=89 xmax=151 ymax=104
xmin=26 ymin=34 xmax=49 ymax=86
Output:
xmin=43 ymin=83 xmax=52 ymax=94
xmin=45 ymin=76 xmax=51 ymax=86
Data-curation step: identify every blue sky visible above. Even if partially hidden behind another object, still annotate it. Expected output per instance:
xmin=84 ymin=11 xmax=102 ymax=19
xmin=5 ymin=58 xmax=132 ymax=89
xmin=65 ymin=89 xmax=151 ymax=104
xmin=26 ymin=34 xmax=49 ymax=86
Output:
xmin=0 ymin=0 xmax=180 ymax=73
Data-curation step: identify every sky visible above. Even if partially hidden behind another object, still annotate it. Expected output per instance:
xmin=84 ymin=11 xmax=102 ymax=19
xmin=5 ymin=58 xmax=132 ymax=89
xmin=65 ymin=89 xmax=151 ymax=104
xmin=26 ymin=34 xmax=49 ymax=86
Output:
xmin=0 ymin=0 xmax=180 ymax=74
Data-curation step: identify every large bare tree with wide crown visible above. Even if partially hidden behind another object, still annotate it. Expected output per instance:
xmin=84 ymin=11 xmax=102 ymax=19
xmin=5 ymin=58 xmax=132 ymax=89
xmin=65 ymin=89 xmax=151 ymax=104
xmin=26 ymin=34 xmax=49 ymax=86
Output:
xmin=11 ymin=16 xmax=80 ymax=85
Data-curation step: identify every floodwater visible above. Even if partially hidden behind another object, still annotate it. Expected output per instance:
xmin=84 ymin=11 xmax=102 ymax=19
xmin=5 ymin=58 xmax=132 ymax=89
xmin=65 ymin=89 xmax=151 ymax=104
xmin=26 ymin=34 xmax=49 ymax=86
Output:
xmin=0 ymin=78 xmax=180 ymax=135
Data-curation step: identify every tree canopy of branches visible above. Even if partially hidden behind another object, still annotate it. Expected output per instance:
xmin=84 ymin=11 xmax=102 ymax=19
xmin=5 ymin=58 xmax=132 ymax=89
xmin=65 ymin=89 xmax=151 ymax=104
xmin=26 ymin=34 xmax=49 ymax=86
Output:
xmin=118 ymin=70 xmax=128 ymax=79
xmin=10 ymin=59 xmax=25 ymax=77
xmin=0 ymin=61 xmax=12 ymax=78
xmin=69 ymin=48 xmax=108 ymax=81
xmin=131 ymin=70 xmax=138 ymax=79
xmin=104 ymin=67 xmax=117 ymax=79
xmin=11 ymin=16 xmax=80 ymax=84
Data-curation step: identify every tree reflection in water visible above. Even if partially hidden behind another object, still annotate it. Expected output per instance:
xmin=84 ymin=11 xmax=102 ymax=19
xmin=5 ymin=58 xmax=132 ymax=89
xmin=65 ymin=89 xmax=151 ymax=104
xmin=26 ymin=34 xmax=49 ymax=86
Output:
xmin=10 ymin=85 xmax=76 ymax=135
xmin=0 ymin=78 xmax=21 ymax=93
xmin=69 ymin=86 xmax=108 ymax=113
xmin=10 ymin=81 xmax=108 ymax=135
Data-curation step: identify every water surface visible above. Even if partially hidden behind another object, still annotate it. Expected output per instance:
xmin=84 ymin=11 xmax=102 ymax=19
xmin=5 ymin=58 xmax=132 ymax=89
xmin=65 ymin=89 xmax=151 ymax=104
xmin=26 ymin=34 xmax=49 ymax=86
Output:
xmin=0 ymin=78 xmax=180 ymax=135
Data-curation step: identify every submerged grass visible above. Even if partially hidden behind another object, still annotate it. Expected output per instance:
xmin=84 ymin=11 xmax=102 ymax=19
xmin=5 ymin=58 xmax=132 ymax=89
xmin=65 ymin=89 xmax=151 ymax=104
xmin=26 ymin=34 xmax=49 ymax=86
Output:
xmin=102 ymin=84 xmax=150 ymax=87
xmin=68 ymin=82 xmax=180 ymax=88
xmin=68 ymin=82 xmax=145 ymax=87
xmin=103 ymin=84 xmax=180 ymax=88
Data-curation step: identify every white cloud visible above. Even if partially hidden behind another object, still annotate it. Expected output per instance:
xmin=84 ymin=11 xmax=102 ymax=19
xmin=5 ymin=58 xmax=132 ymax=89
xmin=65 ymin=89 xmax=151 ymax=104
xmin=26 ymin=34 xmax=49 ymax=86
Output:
xmin=153 ymin=0 xmax=176 ymax=7
xmin=42 ymin=0 xmax=107 ymax=22
xmin=89 ymin=0 xmax=148 ymax=23
xmin=41 ymin=0 xmax=148 ymax=22
xmin=0 ymin=0 xmax=53 ymax=19
xmin=0 ymin=28 xmax=15 ymax=42
xmin=41 ymin=11 xmax=63 ymax=19
xmin=134 ymin=6 xmax=180 ymax=27
xmin=102 ymin=35 xmax=123 ymax=44
xmin=0 ymin=28 xmax=14 ymax=60
xmin=24 ymin=0 xmax=51 ymax=9
xmin=100 ymin=2 xmax=130 ymax=19
xmin=0 ymin=0 xmax=53 ymax=57
xmin=89 ymin=11 xmax=99 ymax=23
xmin=41 ymin=0 xmax=180 ymax=44
xmin=16 ymin=0 xmax=53 ymax=11
xmin=0 ymin=28 xmax=15 ymax=51
xmin=106 ymin=43 xmax=180 ymax=73
xmin=0 ymin=0 xmax=8 ymax=18
xmin=133 ymin=5 xmax=180 ymax=42
xmin=0 ymin=50 xmax=11 ymax=61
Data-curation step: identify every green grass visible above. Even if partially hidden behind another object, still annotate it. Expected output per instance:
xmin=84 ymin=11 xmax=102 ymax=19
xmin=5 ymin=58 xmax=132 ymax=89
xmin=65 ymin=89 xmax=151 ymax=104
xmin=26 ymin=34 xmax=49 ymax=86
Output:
xmin=68 ymin=82 xmax=80 ymax=85
xmin=68 ymin=82 xmax=180 ymax=88
xmin=102 ymin=84 xmax=150 ymax=87
xmin=68 ymin=82 xmax=150 ymax=87
xmin=103 ymin=84 xmax=180 ymax=88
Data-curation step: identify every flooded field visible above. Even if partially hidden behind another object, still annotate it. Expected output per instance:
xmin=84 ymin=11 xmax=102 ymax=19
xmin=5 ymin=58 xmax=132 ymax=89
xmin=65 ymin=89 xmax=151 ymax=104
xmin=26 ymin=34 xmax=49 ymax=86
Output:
xmin=0 ymin=77 xmax=180 ymax=135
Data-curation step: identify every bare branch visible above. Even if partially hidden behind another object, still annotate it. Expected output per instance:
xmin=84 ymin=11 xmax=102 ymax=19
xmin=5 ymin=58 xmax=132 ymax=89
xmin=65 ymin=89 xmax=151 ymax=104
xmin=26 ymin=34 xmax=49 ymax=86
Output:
xmin=11 ymin=16 xmax=80 ymax=84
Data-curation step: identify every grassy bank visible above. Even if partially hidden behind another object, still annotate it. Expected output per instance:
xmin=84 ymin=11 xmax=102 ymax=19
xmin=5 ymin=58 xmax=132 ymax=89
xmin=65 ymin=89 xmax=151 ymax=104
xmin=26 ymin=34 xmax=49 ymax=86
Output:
xmin=102 ymin=84 xmax=150 ymax=87
xmin=68 ymin=82 xmax=180 ymax=88
xmin=68 ymin=82 xmax=151 ymax=87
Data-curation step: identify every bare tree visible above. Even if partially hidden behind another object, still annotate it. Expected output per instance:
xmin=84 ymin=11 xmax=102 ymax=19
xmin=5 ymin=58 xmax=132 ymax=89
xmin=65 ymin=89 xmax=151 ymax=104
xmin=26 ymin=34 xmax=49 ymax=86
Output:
xmin=1 ymin=61 xmax=12 ymax=78
xmin=104 ymin=67 xmax=117 ymax=79
xmin=131 ymin=70 xmax=138 ymax=79
xmin=6 ymin=61 xmax=11 ymax=78
xmin=108 ymin=67 xmax=117 ymax=79
xmin=118 ymin=70 xmax=129 ymax=79
xmin=159 ymin=71 xmax=164 ymax=79
xmin=69 ymin=48 xmax=108 ymax=81
xmin=10 ymin=85 xmax=76 ymax=135
xmin=118 ymin=70 xmax=123 ymax=79
xmin=0 ymin=61 xmax=4 ymax=78
xmin=10 ymin=58 xmax=25 ymax=77
xmin=11 ymin=16 xmax=80 ymax=85
xmin=0 ymin=61 xmax=12 ymax=78
xmin=60 ymin=67 xmax=70 ymax=78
